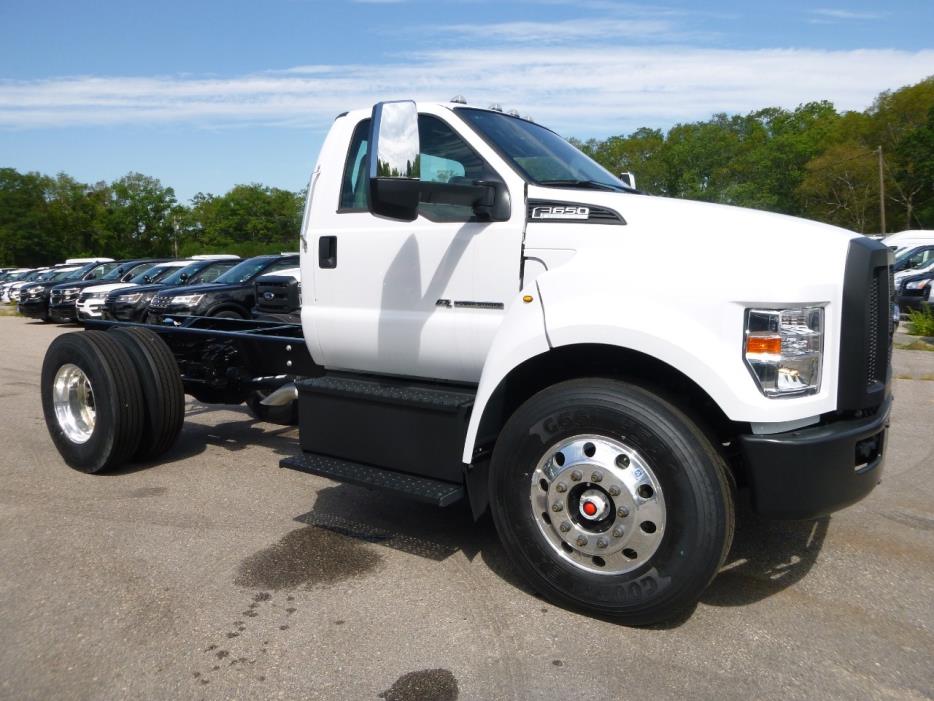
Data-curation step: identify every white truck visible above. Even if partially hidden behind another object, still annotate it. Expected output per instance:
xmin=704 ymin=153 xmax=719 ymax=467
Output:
xmin=39 ymin=100 xmax=895 ymax=625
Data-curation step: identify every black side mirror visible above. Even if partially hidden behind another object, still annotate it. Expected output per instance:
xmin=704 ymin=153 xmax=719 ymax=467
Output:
xmin=420 ymin=180 xmax=511 ymax=222
xmin=368 ymin=100 xmax=421 ymax=221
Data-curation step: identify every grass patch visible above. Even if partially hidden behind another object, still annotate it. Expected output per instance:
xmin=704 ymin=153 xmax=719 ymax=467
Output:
xmin=895 ymin=340 xmax=934 ymax=352
xmin=905 ymin=306 xmax=934 ymax=337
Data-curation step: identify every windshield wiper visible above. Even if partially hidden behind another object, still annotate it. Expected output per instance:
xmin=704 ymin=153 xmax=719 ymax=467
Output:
xmin=537 ymin=179 xmax=623 ymax=192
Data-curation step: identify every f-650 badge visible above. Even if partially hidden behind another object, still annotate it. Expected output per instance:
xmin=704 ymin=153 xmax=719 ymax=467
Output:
xmin=531 ymin=205 xmax=590 ymax=220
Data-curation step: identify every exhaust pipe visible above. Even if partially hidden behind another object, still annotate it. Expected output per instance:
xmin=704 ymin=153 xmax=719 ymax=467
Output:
xmin=260 ymin=383 xmax=298 ymax=407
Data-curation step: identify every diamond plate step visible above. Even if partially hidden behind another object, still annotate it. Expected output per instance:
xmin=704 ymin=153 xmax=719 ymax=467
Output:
xmin=280 ymin=452 xmax=466 ymax=507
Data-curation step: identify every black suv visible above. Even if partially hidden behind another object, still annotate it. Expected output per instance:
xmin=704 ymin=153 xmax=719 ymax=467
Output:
xmin=49 ymin=258 xmax=168 ymax=323
xmin=18 ymin=261 xmax=116 ymax=322
xmin=103 ymin=258 xmax=239 ymax=322
xmin=147 ymin=254 xmax=299 ymax=323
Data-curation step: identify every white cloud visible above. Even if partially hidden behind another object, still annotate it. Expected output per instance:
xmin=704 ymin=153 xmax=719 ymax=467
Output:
xmin=809 ymin=8 xmax=887 ymax=20
xmin=435 ymin=18 xmax=678 ymax=43
xmin=1 ymin=46 xmax=932 ymax=136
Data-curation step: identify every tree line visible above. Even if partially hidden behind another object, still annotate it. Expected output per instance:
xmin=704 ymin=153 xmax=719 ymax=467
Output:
xmin=0 ymin=171 xmax=304 ymax=267
xmin=2 ymin=77 xmax=932 ymax=267
xmin=573 ymin=76 xmax=933 ymax=234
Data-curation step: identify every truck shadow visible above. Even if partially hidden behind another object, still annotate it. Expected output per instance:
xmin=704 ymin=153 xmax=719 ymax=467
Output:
xmin=108 ymin=405 xmax=299 ymax=474
xmin=701 ymin=502 xmax=830 ymax=608
xmin=288 ymin=485 xmax=830 ymax=624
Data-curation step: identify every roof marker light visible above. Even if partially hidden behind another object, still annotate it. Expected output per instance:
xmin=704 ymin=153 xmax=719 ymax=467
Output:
xmin=450 ymin=95 xmax=467 ymax=104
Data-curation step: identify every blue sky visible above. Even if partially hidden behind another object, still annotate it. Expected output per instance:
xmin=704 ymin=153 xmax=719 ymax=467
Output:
xmin=1 ymin=0 xmax=933 ymax=201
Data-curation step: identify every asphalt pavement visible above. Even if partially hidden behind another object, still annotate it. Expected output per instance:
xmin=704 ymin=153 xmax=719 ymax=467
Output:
xmin=1 ymin=317 xmax=932 ymax=701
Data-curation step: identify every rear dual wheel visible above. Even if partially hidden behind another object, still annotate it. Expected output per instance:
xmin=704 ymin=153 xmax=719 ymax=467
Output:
xmin=489 ymin=378 xmax=734 ymax=626
xmin=41 ymin=328 xmax=184 ymax=473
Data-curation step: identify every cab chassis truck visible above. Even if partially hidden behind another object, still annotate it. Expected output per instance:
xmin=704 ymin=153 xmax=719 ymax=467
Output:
xmin=40 ymin=100 xmax=895 ymax=625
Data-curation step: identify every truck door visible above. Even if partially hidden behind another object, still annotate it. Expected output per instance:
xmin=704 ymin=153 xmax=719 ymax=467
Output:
xmin=306 ymin=110 xmax=525 ymax=383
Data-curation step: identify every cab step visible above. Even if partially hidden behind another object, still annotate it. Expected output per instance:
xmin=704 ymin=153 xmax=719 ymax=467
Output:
xmin=297 ymin=372 xmax=476 ymax=484
xmin=280 ymin=452 xmax=465 ymax=507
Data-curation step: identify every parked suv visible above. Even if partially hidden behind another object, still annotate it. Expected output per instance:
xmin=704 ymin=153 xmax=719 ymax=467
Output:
xmin=76 ymin=260 xmax=196 ymax=321
xmin=103 ymin=257 xmax=239 ymax=322
xmin=18 ymin=261 xmax=115 ymax=321
xmin=148 ymin=254 xmax=299 ymax=323
xmin=49 ymin=259 xmax=168 ymax=323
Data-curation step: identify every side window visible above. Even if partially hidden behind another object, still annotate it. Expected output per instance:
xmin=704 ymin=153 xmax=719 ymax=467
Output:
xmin=191 ymin=263 xmax=233 ymax=284
xmin=418 ymin=115 xmax=499 ymax=222
xmin=337 ymin=114 xmax=501 ymax=222
xmin=338 ymin=120 xmax=370 ymax=211
xmin=263 ymin=260 xmax=299 ymax=276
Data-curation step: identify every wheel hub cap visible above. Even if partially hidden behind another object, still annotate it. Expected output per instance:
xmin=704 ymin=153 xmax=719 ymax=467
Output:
xmin=52 ymin=363 xmax=96 ymax=444
xmin=530 ymin=434 xmax=666 ymax=575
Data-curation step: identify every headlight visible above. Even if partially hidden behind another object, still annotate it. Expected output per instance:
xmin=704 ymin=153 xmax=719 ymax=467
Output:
xmin=904 ymin=279 xmax=931 ymax=291
xmin=744 ymin=307 xmax=823 ymax=397
xmin=58 ymin=287 xmax=80 ymax=298
xmin=116 ymin=293 xmax=144 ymax=303
xmin=169 ymin=294 xmax=204 ymax=306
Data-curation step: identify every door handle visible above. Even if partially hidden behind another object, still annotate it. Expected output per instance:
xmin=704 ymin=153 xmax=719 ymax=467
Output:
xmin=318 ymin=236 xmax=337 ymax=268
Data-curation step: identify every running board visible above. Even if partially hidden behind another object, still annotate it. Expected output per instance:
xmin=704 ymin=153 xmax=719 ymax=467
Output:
xmin=280 ymin=453 xmax=466 ymax=507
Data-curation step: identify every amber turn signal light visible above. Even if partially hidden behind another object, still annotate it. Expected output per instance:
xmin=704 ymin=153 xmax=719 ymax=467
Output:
xmin=746 ymin=335 xmax=782 ymax=355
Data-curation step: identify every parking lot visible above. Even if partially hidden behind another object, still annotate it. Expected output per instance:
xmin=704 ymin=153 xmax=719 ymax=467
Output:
xmin=1 ymin=316 xmax=932 ymax=701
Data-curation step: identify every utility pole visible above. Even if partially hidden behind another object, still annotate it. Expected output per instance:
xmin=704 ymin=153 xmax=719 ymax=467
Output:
xmin=877 ymin=146 xmax=886 ymax=235
xmin=172 ymin=217 xmax=179 ymax=258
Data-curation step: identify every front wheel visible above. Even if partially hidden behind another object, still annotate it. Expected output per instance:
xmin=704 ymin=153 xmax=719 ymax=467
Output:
xmin=489 ymin=378 xmax=734 ymax=625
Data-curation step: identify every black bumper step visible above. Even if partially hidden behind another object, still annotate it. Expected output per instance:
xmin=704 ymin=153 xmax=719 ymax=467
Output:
xmin=299 ymin=374 xmax=475 ymax=412
xmin=280 ymin=452 xmax=466 ymax=507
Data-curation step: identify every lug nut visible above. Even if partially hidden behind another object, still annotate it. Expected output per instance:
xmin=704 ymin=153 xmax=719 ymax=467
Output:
xmin=576 ymin=535 xmax=588 ymax=547
xmin=617 ymin=506 xmax=630 ymax=518
xmin=616 ymin=454 xmax=630 ymax=468
xmin=555 ymin=482 xmax=567 ymax=493
xmin=608 ymin=485 xmax=621 ymax=497
xmin=591 ymin=471 xmax=603 ymax=483
xmin=596 ymin=537 xmax=609 ymax=549
xmin=552 ymin=502 xmax=563 ymax=512
xmin=612 ymin=526 xmax=625 ymax=538
xmin=559 ymin=521 xmax=571 ymax=533
xmin=570 ymin=470 xmax=583 ymax=482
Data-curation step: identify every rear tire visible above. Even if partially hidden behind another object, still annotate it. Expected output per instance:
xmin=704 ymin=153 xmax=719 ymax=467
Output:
xmin=110 ymin=327 xmax=185 ymax=461
xmin=41 ymin=331 xmax=144 ymax=473
xmin=488 ymin=378 xmax=734 ymax=626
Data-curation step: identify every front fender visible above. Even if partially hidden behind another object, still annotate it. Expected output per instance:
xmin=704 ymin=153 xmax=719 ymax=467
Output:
xmin=462 ymin=282 xmax=550 ymax=463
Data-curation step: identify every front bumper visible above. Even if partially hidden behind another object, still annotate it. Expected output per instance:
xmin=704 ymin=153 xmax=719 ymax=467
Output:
xmin=739 ymin=398 xmax=891 ymax=519
xmin=17 ymin=298 xmax=48 ymax=318
xmin=48 ymin=301 xmax=78 ymax=322
xmin=896 ymin=292 xmax=929 ymax=313
xmin=76 ymin=298 xmax=107 ymax=320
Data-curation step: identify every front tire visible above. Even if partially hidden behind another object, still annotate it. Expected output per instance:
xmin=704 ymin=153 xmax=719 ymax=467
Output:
xmin=41 ymin=331 xmax=145 ymax=473
xmin=489 ymin=378 xmax=734 ymax=625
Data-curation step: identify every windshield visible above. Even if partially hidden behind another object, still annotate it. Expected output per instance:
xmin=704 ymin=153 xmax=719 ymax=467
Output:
xmin=456 ymin=108 xmax=630 ymax=191
xmin=130 ymin=264 xmax=182 ymax=284
xmin=215 ymin=258 xmax=276 ymax=285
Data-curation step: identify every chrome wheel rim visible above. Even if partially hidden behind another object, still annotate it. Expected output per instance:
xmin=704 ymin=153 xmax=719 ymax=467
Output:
xmin=530 ymin=434 xmax=666 ymax=575
xmin=52 ymin=363 xmax=96 ymax=444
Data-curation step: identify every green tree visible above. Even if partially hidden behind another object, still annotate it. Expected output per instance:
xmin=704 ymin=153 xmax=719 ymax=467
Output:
xmin=102 ymin=173 xmax=178 ymax=258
